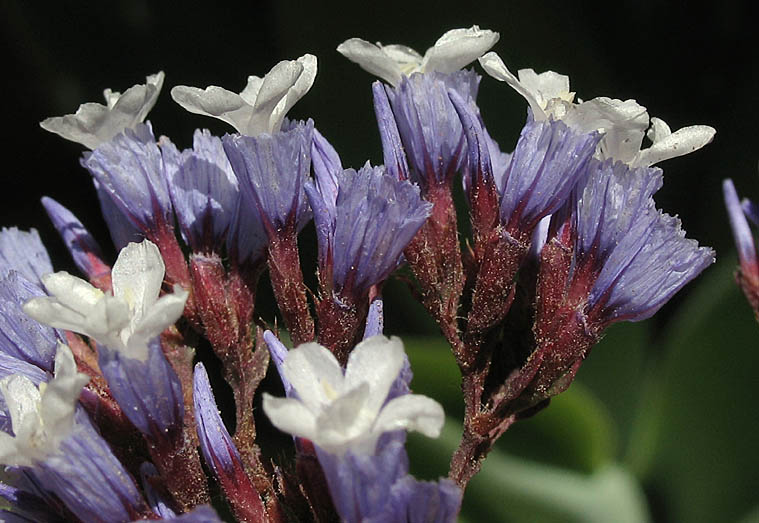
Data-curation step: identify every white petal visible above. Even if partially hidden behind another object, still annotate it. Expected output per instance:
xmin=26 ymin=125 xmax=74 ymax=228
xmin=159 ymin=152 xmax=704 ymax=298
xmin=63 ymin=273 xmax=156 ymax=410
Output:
xmin=283 ymin=343 xmax=344 ymax=413
xmin=0 ymin=375 xmax=40 ymax=440
xmin=566 ymin=97 xmax=649 ymax=163
xmin=40 ymin=72 xmax=164 ymax=150
xmin=314 ymin=382 xmax=373 ymax=454
xmin=380 ymin=45 xmax=423 ymax=76
xmin=41 ymin=271 xmax=103 ymax=311
xmin=374 ymin=394 xmax=445 ymax=438
xmin=269 ymin=54 xmax=318 ymax=133
xmin=646 ymin=117 xmax=672 ymax=143
xmin=479 ymin=52 xmax=546 ymax=119
xmin=633 ymin=124 xmax=716 ymax=167
xmin=344 ymin=335 xmax=404 ymax=419
xmin=337 ymin=38 xmax=404 ymax=86
xmin=23 ymin=297 xmax=92 ymax=336
xmin=247 ymin=59 xmax=304 ymax=135
xmin=239 ymin=75 xmax=264 ymax=106
xmin=40 ymin=343 xmax=88 ymax=438
xmin=131 ymin=285 xmax=188 ymax=351
xmin=516 ymin=69 xmax=574 ymax=108
xmin=111 ymin=240 xmax=165 ymax=321
xmin=262 ymin=393 xmax=317 ymax=440
xmin=0 ymin=431 xmax=26 ymax=466
xmin=421 ymin=26 xmax=499 ymax=74
xmin=171 ymin=85 xmax=253 ymax=134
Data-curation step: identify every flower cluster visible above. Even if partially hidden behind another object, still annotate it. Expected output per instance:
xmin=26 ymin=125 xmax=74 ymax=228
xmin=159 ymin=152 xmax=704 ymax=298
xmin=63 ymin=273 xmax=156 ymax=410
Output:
xmin=0 ymin=25 xmax=716 ymax=522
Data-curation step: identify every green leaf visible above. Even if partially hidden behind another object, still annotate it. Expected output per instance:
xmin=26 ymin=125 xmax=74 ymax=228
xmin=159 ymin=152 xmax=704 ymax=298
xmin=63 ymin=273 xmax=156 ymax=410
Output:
xmin=626 ymin=255 xmax=759 ymax=523
xmin=408 ymin=419 xmax=651 ymax=523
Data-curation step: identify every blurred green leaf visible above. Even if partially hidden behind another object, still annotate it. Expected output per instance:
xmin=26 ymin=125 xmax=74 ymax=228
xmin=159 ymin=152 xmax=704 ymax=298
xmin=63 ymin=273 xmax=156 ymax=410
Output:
xmin=409 ymin=419 xmax=650 ymax=523
xmin=627 ymin=255 xmax=759 ymax=523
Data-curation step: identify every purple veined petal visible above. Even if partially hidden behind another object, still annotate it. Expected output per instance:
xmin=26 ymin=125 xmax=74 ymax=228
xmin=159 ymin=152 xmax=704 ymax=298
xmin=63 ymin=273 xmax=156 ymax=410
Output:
xmin=226 ymin=185 xmax=268 ymax=267
xmin=315 ymin=439 xmax=409 ymax=522
xmin=499 ymin=113 xmax=601 ymax=233
xmin=193 ymin=362 xmax=245 ymax=477
xmin=742 ymin=197 xmax=759 ymax=227
xmin=575 ymin=160 xmax=714 ymax=324
xmin=372 ymin=81 xmax=409 ymax=181
xmin=98 ymin=338 xmax=184 ymax=440
xmin=223 ymin=119 xmax=313 ymax=240
xmin=327 ymin=166 xmax=432 ymax=297
xmin=448 ymin=88 xmax=494 ymax=193
xmin=595 ymin=210 xmax=714 ymax=322
xmin=390 ymin=475 xmax=462 ymax=523
xmin=0 ymin=271 xmax=61 ymax=371
xmin=41 ymin=197 xmax=109 ymax=282
xmin=263 ymin=330 xmax=293 ymax=397
xmin=0 ymin=228 xmax=53 ymax=288
xmin=363 ymin=297 xmax=384 ymax=339
xmin=92 ymin=178 xmax=144 ymax=251
xmin=384 ymin=71 xmax=480 ymax=189
xmin=572 ymin=159 xmax=663 ymax=264
xmin=311 ymin=127 xmax=343 ymax=206
xmin=33 ymin=410 xmax=149 ymax=522
xmin=725 ymin=180 xmax=758 ymax=271
xmin=162 ymin=130 xmax=239 ymax=252
xmin=82 ymin=122 xmax=173 ymax=235
xmin=139 ymin=462 xmax=176 ymax=519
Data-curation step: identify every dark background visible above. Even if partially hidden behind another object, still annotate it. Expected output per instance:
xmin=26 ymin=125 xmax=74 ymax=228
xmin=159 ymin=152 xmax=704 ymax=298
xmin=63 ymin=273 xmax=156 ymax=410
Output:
xmin=2 ymin=2 xmax=758 ymax=522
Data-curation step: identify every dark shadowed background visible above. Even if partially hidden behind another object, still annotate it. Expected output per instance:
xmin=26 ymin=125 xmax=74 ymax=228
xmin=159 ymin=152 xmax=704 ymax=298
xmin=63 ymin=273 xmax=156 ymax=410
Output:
xmin=1 ymin=2 xmax=757 ymax=522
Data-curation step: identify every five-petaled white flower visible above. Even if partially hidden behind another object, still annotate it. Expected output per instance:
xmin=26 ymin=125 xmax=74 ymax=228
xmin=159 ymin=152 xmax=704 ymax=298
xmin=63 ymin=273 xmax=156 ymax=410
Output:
xmin=479 ymin=51 xmax=715 ymax=166
xmin=0 ymin=343 xmax=89 ymax=466
xmin=337 ymin=26 xmax=499 ymax=86
xmin=24 ymin=240 xmax=187 ymax=362
xmin=40 ymin=72 xmax=165 ymax=150
xmin=262 ymin=336 xmax=444 ymax=456
xmin=171 ymin=54 xmax=317 ymax=137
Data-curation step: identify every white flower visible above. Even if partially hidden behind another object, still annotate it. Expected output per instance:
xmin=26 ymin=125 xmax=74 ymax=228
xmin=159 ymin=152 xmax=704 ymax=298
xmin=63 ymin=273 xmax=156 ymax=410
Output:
xmin=337 ymin=26 xmax=499 ymax=86
xmin=24 ymin=240 xmax=187 ymax=361
xmin=0 ymin=343 xmax=89 ymax=466
xmin=480 ymin=52 xmax=715 ymax=166
xmin=262 ymin=336 xmax=444 ymax=456
xmin=171 ymin=54 xmax=317 ymax=137
xmin=479 ymin=52 xmax=574 ymax=120
xmin=40 ymin=72 xmax=165 ymax=150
